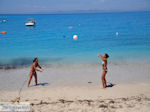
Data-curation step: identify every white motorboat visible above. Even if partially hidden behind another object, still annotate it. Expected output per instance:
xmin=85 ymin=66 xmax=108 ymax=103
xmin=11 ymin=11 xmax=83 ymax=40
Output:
xmin=25 ymin=18 xmax=35 ymax=26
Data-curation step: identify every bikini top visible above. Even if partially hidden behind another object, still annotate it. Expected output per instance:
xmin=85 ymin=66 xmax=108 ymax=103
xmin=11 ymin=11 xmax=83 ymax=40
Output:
xmin=101 ymin=61 xmax=104 ymax=66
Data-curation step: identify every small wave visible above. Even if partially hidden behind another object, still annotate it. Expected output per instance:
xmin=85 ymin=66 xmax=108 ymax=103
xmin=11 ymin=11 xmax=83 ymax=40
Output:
xmin=0 ymin=58 xmax=33 ymax=70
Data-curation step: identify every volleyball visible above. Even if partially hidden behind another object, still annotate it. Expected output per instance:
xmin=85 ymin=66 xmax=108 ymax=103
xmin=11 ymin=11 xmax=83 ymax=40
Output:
xmin=73 ymin=35 xmax=78 ymax=40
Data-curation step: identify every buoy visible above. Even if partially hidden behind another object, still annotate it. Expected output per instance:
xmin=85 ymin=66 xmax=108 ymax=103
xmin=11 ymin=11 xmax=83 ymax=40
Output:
xmin=73 ymin=35 xmax=78 ymax=40
xmin=68 ymin=26 xmax=73 ymax=29
xmin=1 ymin=31 xmax=7 ymax=34
xmin=116 ymin=32 xmax=119 ymax=36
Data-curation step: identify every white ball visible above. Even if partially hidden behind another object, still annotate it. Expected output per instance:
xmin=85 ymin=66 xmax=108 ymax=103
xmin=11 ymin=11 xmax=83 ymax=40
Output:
xmin=73 ymin=35 xmax=78 ymax=40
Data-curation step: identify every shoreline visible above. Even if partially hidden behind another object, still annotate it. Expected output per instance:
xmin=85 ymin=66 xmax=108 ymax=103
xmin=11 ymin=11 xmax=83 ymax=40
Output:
xmin=0 ymin=54 xmax=150 ymax=70
xmin=0 ymin=60 xmax=150 ymax=69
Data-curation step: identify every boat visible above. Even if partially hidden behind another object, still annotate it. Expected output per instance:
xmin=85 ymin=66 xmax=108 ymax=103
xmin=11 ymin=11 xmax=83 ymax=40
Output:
xmin=1 ymin=20 xmax=6 ymax=23
xmin=25 ymin=18 xmax=35 ymax=26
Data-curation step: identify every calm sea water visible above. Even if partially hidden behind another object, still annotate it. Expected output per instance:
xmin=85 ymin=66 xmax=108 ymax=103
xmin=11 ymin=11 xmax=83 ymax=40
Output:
xmin=0 ymin=12 xmax=150 ymax=66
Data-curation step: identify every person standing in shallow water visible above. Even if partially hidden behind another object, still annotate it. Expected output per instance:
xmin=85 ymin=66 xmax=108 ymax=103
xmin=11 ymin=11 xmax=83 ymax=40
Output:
xmin=98 ymin=53 xmax=109 ymax=88
xmin=28 ymin=58 xmax=43 ymax=87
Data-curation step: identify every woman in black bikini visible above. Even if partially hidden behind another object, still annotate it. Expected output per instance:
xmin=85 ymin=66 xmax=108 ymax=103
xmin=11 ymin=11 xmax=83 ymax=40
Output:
xmin=98 ymin=53 xmax=109 ymax=88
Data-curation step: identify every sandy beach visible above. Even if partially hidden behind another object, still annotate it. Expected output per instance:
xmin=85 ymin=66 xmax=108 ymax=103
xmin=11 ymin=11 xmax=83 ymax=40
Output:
xmin=0 ymin=63 xmax=150 ymax=112
xmin=0 ymin=83 xmax=150 ymax=112
xmin=1 ymin=1 xmax=150 ymax=111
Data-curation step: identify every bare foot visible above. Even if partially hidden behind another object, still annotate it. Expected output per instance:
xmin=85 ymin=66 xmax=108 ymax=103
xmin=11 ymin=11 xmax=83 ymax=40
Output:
xmin=101 ymin=87 xmax=106 ymax=89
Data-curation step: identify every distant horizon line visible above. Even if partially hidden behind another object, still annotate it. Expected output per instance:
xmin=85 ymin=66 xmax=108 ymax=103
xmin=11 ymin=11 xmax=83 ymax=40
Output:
xmin=0 ymin=10 xmax=150 ymax=15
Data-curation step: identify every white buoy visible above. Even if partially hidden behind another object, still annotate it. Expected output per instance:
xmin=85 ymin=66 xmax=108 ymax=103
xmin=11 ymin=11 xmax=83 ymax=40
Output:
xmin=73 ymin=35 xmax=78 ymax=40
xmin=116 ymin=32 xmax=119 ymax=36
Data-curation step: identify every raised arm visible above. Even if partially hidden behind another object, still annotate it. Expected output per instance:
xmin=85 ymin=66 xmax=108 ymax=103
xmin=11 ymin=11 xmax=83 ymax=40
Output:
xmin=98 ymin=54 xmax=103 ymax=59
xmin=98 ymin=54 xmax=106 ymax=61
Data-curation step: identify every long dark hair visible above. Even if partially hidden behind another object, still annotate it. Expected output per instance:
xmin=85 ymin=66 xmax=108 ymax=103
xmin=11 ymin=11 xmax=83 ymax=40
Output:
xmin=33 ymin=58 xmax=38 ymax=63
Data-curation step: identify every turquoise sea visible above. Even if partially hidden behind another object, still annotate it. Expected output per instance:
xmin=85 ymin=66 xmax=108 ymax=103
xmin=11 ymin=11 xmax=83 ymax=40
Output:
xmin=0 ymin=12 xmax=150 ymax=67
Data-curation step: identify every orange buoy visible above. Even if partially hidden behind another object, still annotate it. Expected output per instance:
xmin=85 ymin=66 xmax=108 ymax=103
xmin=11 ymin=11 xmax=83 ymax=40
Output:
xmin=1 ymin=31 xmax=7 ymax=34
xmin=68 ymin=26 xmax=73 ymax=29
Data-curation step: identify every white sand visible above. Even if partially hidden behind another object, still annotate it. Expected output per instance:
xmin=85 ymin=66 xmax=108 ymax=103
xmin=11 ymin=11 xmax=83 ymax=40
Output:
xmin=0 ymin=63 xmax=150 ymax=112
xmin=0 ymin=83 xmax=150 ymax=112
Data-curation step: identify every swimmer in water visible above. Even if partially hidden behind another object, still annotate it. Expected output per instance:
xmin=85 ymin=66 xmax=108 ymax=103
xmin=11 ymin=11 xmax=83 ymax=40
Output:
xmin=98 ymin=53 xmax=109 ymax=88
xmin=27 ymin=58 xmax=43 ymax=87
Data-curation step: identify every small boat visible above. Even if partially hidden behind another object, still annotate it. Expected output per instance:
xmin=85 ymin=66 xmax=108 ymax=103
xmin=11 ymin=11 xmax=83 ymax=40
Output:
xmin=1 ymin=20 xmax=6 ymax=23
xmin=25 ymin=18 xmax=35 ymax=26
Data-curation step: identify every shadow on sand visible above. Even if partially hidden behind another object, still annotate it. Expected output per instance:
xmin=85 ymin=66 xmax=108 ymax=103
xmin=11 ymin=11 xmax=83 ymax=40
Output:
xmin=106 ymin=82 xmax=116 ymax=88
xmin=37 ymin=82 xmax=49 ymax=86
xmin=30 ymin=82 xmax=49 ymax=87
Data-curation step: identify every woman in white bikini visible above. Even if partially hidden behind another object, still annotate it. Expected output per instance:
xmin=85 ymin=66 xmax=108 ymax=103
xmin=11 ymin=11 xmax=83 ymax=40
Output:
xmin=98 ymin=53 xmax=109 ymax=88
